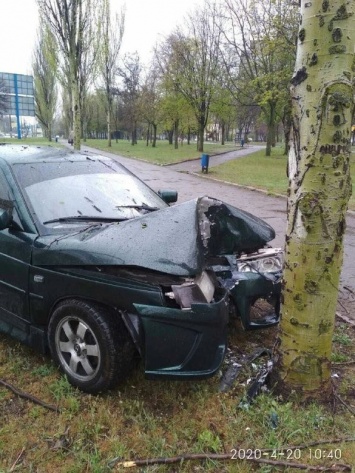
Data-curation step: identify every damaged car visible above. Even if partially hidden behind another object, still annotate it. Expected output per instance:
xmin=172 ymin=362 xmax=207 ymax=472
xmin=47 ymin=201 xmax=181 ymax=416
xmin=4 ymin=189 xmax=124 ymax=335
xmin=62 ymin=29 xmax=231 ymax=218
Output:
xmin=0 ymin=144 xmax=282 ymax=393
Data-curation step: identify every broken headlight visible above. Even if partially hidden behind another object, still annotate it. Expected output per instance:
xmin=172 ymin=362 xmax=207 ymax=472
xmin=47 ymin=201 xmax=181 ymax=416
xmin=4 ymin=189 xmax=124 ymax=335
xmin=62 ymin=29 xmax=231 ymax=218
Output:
xmin=165 ymin=270 xmax=215 ymax=309
xmin=237 ymin=248 xmax=283 ymax=274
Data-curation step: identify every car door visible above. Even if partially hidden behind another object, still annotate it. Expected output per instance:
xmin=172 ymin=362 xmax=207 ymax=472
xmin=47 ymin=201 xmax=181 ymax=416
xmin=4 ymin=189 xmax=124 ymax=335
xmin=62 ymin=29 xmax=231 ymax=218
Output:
xmin=0 ymin=168 xmax=34 ymax=336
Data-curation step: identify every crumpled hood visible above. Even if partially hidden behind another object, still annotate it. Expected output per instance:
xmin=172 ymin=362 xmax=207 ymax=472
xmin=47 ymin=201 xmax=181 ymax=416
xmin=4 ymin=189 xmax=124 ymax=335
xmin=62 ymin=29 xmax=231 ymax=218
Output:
xmin=32 ymin=196 xmax=275 ymax=276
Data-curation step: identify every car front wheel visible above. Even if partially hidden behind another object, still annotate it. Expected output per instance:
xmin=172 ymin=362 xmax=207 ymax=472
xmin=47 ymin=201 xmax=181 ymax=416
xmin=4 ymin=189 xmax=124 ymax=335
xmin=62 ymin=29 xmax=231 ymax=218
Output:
xmin=48 ymin=299 xmax=136 ymax=394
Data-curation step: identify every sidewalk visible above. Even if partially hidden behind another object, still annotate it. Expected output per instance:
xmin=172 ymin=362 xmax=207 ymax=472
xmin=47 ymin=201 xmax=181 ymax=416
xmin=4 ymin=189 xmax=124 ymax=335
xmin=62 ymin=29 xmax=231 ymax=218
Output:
xmin=167 ymin=145 xmax=265 ymax=173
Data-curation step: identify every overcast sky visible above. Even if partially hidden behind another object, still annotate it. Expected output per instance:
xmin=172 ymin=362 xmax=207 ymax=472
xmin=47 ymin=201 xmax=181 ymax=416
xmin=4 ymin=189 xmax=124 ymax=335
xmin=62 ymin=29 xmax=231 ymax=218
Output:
xmin=0 ymin=0 xmax=204 ymax=76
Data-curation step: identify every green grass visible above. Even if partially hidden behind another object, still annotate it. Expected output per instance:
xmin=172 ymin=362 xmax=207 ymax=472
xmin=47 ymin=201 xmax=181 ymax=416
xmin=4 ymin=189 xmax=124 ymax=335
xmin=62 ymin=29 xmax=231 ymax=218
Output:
xmin=0 ymin=136 xmax=60 ymax=147
xmin=208 ymin=147 xmax=288 ymax=196
xmin=0 ymin=320 xmax=354 ymax=472
xmin=85 ymin=138 xmax=240 ymax=165
xmin=207 ymin=146 xmax=355 ymax=210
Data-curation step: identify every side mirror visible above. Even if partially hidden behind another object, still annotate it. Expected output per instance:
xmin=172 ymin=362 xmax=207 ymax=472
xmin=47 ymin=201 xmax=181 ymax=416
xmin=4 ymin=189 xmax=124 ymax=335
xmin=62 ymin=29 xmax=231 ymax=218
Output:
xmin=158 ymin=189 xmax=178 ymax=204
xmin=0 ymin=208 xmax=12 ymax=230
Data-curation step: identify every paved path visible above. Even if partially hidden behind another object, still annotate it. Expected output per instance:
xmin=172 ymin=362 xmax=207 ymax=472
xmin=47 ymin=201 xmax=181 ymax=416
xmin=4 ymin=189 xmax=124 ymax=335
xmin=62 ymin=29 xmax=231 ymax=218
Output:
xmin=74 ymin=142 xmax=355 ymax=298
xmin=166 ymin=145 xmax=265 ymax=172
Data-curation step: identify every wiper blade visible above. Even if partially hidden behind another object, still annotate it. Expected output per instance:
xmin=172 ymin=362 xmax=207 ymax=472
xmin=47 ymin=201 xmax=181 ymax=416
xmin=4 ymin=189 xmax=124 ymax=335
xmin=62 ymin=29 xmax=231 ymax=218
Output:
xmin=43 ymin=216 xmax=128 ymax=224
xmin=115 ymin=204 xmax=159 ymax=211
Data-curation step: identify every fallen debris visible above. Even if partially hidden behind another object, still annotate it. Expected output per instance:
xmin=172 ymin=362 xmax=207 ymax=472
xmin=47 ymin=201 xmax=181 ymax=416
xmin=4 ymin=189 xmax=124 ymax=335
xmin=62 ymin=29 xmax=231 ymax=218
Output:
xmin=219 ymin=347 xmax=271 ymax=393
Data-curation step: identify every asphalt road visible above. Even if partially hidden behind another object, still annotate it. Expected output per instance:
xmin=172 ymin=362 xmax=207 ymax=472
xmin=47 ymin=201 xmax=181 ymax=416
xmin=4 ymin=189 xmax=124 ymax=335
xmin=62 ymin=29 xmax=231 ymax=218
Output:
xmin=76 ymin=142 xmax=355 ymax=295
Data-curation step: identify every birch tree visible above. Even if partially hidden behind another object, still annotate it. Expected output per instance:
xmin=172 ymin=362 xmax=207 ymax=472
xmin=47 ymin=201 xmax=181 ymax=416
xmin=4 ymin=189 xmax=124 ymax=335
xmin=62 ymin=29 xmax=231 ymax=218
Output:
xmin=272 ymin=0 xmax=355 ymax=401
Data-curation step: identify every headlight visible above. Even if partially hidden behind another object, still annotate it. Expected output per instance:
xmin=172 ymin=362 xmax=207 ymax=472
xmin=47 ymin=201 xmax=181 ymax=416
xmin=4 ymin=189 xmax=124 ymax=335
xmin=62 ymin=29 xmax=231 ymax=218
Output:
xmin=165 ymin=270 xmax=215 ymax=309
xmin=237 ymin=249 xmax=283 ymax=273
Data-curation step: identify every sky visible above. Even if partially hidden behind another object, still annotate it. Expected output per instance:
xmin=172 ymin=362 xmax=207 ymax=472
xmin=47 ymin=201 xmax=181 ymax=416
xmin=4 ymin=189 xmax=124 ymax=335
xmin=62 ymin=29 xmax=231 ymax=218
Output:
xmin=0 ymin=0 xmax=205 ymax=76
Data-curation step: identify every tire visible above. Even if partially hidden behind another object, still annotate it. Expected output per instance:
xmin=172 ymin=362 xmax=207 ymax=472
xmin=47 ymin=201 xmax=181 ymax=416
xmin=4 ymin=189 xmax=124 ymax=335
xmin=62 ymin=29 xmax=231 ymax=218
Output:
xmin=48 ymin=299 xmax=136 ymax=394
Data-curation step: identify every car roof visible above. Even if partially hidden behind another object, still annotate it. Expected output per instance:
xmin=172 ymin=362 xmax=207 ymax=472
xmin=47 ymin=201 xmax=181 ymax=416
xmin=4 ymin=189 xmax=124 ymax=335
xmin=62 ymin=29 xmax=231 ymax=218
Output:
xmin=0 ymin=144 xmax=118 ymax=167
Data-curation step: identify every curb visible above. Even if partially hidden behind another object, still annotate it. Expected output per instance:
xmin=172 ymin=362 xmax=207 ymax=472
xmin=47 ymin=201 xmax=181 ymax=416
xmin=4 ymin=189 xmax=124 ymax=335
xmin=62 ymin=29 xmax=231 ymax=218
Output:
xmin=190 ymin=172 xmax=287 ymax=199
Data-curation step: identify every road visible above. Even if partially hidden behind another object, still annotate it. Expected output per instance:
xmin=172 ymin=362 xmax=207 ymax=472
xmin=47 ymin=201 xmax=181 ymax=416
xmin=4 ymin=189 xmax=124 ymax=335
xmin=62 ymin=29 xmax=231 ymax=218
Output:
xmin=76 ymin=142 xmax=355 ymax=296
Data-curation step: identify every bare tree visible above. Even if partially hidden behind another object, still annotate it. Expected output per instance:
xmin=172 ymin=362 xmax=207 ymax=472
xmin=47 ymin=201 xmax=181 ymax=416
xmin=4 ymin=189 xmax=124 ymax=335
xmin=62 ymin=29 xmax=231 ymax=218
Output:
xmin=271 ymin=0 xmax=355 ymax=401
xmin=33 ymin=24 xmax=58 ymax=141
xmin=37 ymin=0 xmax=100 ymax=150
xmin=97 ymin=0 xmax=125 ymax=147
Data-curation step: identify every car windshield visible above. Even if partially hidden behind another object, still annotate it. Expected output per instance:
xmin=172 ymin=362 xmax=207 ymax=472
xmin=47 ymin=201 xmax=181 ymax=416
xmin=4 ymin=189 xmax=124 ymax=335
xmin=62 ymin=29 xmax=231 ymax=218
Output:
xmin=12 ymin=158 xmax=167 ymax=230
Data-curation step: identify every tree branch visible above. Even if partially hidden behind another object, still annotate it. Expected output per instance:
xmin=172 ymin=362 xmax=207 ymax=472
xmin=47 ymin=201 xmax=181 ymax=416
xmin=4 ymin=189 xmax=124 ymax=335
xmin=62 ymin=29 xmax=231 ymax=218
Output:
xmin=0 ymin=379 xmax=60 ymax=413
xmin=108 ymin=438 xmax=355 ymax=470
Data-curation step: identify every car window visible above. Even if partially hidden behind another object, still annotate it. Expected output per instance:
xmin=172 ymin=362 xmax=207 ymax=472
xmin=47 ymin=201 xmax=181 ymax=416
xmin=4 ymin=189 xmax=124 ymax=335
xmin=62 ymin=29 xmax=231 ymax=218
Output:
xmin=0 ymin=169 xmax=22 ymax=228
xmin=0 ymin=169 xmax=11 ymax=202
xmin=12 ymin=159 xmax=167 ymax=228
xmin=0 ymin=169 xmax=15 ymax=214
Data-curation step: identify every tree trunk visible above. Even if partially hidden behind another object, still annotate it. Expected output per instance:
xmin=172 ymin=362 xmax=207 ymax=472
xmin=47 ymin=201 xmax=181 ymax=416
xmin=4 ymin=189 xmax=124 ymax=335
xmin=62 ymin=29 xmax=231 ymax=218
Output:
xmin=152 ymin=123 xmax=157 ymax=147
xmin=107 ymin=105 xmax=112 ymax=147
xmin=146 ymin=123 xmax=150 ymax=146
xmin=72 ymin=76 xmax=81 ymax=151
xmin=221 ymin=121 xmax=225 ymax=145
xmin=265 ymin=101 xmax=276 ymax=156
xmin=272 ymin=0 xmax=354 ymax=402
xmin=174 ymin=119 xmax=179 ymax=150
xmin=282 ymin=100 xmax=292 ymax=155
xmin=197 ymin=119 xmax=204 ymax=153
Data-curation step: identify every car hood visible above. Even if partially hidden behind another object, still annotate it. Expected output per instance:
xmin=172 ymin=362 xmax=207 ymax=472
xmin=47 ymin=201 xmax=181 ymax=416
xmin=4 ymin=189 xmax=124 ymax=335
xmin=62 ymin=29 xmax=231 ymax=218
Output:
xmin=32 ymin=196 xmax=275 ymax=276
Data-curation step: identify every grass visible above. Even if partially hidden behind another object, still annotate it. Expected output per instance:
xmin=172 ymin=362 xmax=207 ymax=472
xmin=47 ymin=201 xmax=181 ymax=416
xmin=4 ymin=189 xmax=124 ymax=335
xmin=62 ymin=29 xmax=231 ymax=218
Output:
xmin=205 ymin=146 xmax=355 ymax=210
xmin=0 ymin=136 xmax=60 ymax=147
xmin=84 ymin=138 xmax=240 ymax=165
xmin=0 ymin=318 xmax=354 ymax=472
xmin=207 ymin=147 xmax=288 ymax=196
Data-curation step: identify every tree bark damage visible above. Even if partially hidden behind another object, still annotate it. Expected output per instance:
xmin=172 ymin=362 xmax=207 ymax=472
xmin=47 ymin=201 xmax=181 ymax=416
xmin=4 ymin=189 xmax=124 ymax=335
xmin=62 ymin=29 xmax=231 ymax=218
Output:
xmin=272 ymin=1 xmax=355 ymax=401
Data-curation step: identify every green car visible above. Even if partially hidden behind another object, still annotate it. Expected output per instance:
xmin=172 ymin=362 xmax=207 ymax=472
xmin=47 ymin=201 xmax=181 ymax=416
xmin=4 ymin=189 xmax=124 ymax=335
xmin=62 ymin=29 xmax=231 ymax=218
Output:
xmin=0 ymin=144 xmax=282 ymax=393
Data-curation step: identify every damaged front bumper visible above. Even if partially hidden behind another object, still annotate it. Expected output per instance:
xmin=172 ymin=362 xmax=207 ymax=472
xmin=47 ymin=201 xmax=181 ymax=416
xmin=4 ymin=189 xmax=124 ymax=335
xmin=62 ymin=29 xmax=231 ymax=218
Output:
xmin=133 ymin=289 xmax=229 ymax=379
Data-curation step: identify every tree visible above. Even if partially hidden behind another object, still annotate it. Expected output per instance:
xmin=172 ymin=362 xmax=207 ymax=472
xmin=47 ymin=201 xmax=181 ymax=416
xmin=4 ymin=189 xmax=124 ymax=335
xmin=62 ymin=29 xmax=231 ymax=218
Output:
xmin=98 ymin=0 xmax=125 ymax=147
xmin=0 ymin=79 xmax=9 ymax=116
xmin=272 ymin=0 xmax=355 ymax=401
xmin=140 ymin=66 xmax=163 ymax=148
xmin=79 ymin=12 xmax=101 ymax=143
xmin=85 ymin=90 xmax=107 ymax=138
xmin=37 ymin=0 xmax=99 ymax=150
xmin=118 ymin=53 xmax=141 ymax=145
xmin=210 ymin=81 xmax=238 ymax=145
xmin=156 ymin=4 xmax=223 ymax=153
xmin=220 ymin=0 xmax=298 ymax=155
xmin=33 ymin=24 xmax=58 ymax=141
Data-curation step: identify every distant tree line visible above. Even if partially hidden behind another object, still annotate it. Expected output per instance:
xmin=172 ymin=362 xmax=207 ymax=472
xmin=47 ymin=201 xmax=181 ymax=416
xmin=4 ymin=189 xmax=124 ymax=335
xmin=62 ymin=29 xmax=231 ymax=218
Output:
xmin=33 ymin=0 xmax=299 ymax=154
